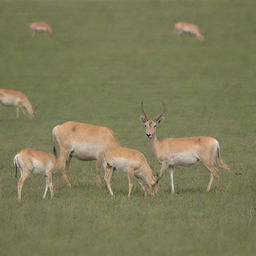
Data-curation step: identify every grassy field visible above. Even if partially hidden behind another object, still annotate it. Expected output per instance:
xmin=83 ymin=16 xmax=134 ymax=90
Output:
xmin=0 ymin=0 xmax=256 ymax=255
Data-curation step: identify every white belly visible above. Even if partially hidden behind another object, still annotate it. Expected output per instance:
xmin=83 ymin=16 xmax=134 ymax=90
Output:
xmin=182 ymin=27 xmax=195 ymax=35
xmin=109 ymin=157 xmax=139 ymax=172
xmin=34 ymin=27 xmax=48 ymax=32
xmin=72 ymin=142 xmax=103 ymax=161
xmin=32 ymin=159 xmax=53 ymax=175
xmin=169 ymin=152 xmax=200 ymax=166
xmin=0 ymin=96 xmax=18 ymax=107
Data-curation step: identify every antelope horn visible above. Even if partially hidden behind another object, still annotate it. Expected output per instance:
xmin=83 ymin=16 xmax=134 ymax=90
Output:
xmin=154 ymin=103 xmax=166 ymax=122
xmin=141 ymin=101 xmax=148 ymax=121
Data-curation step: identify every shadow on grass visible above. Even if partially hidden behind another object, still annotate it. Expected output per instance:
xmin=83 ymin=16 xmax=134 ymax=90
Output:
xmin=174 ymin=185 xmax=227 ymax=195
xmin=161 ymin=186 xmax=206 ymax=195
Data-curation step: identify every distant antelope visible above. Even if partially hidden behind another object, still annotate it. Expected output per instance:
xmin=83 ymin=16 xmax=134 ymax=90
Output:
xmin=52 ymin=121 xmax=120 ymax=187
xmin=140 ymin=102 xmax=229 ymax=193
xmin=174 ymin=22 xmax=205 ymax=41
xmin=14 ymin=149 xmax=56 ymax=200
xmin=29 ymin=22 xmax=53 ymax=37
xmin=102 ymin=146 xmax=158 ymax=197
xmin=0 ymin=89 xmax=36 ymax=119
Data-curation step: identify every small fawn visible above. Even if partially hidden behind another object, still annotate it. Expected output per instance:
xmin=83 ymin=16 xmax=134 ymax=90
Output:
xmin=14 ymin=149 xmax=56 ymax=200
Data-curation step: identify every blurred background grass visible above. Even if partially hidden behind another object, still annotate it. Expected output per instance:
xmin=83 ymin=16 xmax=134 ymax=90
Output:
xmin=0 ymin=0 xmax=255 ymax=255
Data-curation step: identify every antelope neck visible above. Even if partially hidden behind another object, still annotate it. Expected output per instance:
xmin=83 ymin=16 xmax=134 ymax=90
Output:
xmin=148 ymin=134 xmax=160 ymax=155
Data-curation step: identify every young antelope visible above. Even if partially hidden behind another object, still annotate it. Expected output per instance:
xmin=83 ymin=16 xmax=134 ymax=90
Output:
xmin=102 ymin=146 xmax=158 ymax=197
xmin=14 ymin=149 xmax=56 ymax=200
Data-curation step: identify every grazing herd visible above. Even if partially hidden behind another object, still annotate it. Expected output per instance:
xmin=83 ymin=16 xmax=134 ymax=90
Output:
xmin=2 ymin=20 xmax=222 ymax=200
xmin=1 ymin=89 xmax=228 ymax=200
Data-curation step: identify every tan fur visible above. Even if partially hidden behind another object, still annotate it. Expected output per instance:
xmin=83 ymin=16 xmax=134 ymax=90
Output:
xmin=102 ymin=146 xmax=158 ymax=197
xmin=140 ymin=108 xmax=229 ymax=193
xmin=0 ymin=89 xmax=35 ymax=119
xmin=174 ymin=22 xmax=205 ymax=41
xmin=52 ymin=121 xmax=120 ymax=187
xmin=14 ymin=149 xmax=56 ymax=200
xmin=29 ymin=22 xmax=53 ymax=37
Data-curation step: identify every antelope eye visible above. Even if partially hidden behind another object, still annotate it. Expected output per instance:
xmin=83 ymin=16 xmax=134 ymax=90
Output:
xmin=153 ymin=125 xmax=157 ymax=128
xmin=144 ymin=125 xmax=147 ymax=127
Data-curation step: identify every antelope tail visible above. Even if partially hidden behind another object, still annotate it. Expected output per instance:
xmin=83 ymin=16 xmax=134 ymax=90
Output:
xmin=14 ymin=162 xmax=18 ymax=177
xmin=52 ymin=126 xmax=60 ymax=158
xmin=13 ymin=155 xmax=19 ymax=178
xmin=53 ymin=146 xmax=57 ymax=157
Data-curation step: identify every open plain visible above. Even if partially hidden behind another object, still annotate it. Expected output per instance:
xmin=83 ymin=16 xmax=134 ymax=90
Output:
xmin=0 ymin=0 xmax=255 ymax=255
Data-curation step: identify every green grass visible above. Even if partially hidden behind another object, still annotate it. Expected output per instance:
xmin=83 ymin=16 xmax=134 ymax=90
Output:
xmin=0 ymin=0 xmax=256 ymax=255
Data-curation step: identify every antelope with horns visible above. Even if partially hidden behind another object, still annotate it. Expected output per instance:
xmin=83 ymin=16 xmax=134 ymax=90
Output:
xmin=140 ymin=102 xmax=229 ymax=193
xmin=174 ymin=22 xmax=205 ymax=41
xmin=0 ymin=89 xmax=36 ymax=119
xmin=29 ymin=22 xmax=53 ymax=37
xmin=102 ymin=146 xmax=158 ymax=197
xmin=52 ymin=121 xmax=120 ymax=187
xmin=14 ymin=149 xmax=56 ymax=200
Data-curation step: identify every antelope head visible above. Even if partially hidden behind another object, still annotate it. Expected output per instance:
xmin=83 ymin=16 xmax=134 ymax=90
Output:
xmin=152 ymin=179 xmax=160 ymax=195
xmin=139 ymin=102 xmax=166 ymax=139
xmin=31 ymin=104 xmax=38 ymax=119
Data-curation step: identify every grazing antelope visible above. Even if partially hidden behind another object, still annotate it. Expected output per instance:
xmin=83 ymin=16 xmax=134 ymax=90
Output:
xmin=29 ymin=22 xmax=53 ymax=37
xmin=14 ymin=149 xmax=56 ymax=200
xmin=140 ymin=102 xmax=229 ymax=193
xmin=52 ymin=121 xmax=120 ymax=187
xmin=102 ymin=146 xmax=158 ymax=197
xmin=174 ymin=22 xmax=205 ymax=41
xmin=0 ymin=89 xmax=36 ymax=119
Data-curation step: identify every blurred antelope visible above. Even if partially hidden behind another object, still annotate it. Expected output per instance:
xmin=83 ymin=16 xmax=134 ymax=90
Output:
xmin=102 ymin=146 xmax=158 ymax=197
xmin=174 ymin=22 xmax=205 ymax=41
xmin=29 ymin=22 xmax=53 ymax=37
xmin=140 ymin=102 xmax=229 ymax=193
xmin=14 ymin=149 xmax=56 ymax=200
xmin=0 ymin=89 xmax=36 ymax=119
xmin=52 ymin=121 xmax=120 ymax=187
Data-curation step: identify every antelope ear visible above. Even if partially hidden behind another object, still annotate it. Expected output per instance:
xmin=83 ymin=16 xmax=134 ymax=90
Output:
xmin=139 ymin=115 xmax=147 ymax=123
xmin=155 ymin=115 xmax=165 ymax=124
